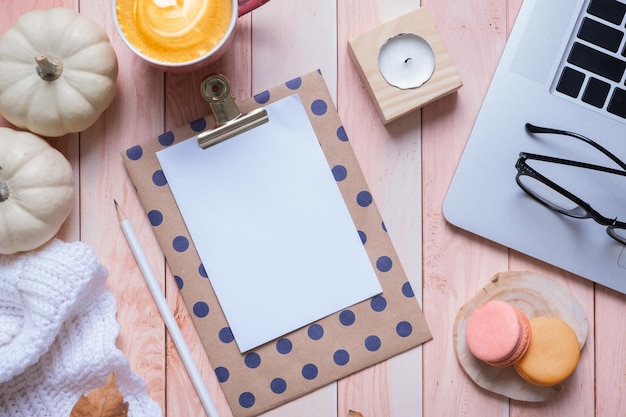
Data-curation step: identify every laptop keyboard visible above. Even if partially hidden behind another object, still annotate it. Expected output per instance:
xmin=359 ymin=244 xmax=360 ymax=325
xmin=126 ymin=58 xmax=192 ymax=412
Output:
xmin=555 ymin=0 xmax=626 ymax=119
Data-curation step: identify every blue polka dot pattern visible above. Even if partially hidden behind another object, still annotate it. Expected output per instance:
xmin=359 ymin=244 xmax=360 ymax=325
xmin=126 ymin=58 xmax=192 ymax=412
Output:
xmin=376 ymin=256 xmax=392 ymax=272
xmin=402 ymin=282 xmax=415 ymax=298
xmin=198 ymin=263 xmax=208 ymax=278
xmin=190 ymin=118 xmax=207 ymax=132
xmin=245 ymin=352 xmax=261 ymax=369
xmin=333 ymin=349 xmax=350 ymax=366
xmin=218 ymin=327 xmax=234 ymax=344
xmin=396 ymin=321 xmax=413 ymax=337
xmin=152 ymin=170 xmax=167 ymax=186
xmin=286 ymin=77 xmax=302 ymax=90
xmin=276 ymin=338 xmax=293 ymax=354
xmin=120 ymin=72 xmax=430 ymax=416
xmin=172 ymin=236 xmax=189 ymax=252
xmin=239 ymin=392 xmax=255 ymax=408
xmin=358 ymin=230 xmax=367 ymax=244
xmin=311 ymin=99 xmax=327 ymax=116
xmin=174 ymin=275 xmax=183 ymax=290
xmin=336 ymin=126 xmax=348 ymax=142
xmin=339 ymin=310 xmax=355 ymax=326
xmin=254 ymin=90 xmax=270 ymax=104
xmin=365 ymin=335 xmax=381 ymax=352
xmin=370 ymin=295 xmax=387 ymax=312
xmin=147 ymin=210 xmax=163 ymax=226
xmin=331 ymin=165 xmax=347 ymax=181
xmin=126 ymin=145 xmax=143 ymax=160
xmin=307 ymin=324 xmax=324 ymax=340
xmin=356 ymin=190 xmax=372 ymax=207
xmin=270 ymin=378 xmax=287 ymax=394
xmin=302 ymin=364 xmax=318 ymax=380
xmin=215 ymin=366 xmax=229 ymax=383
xmin=158 ymin=131 xmax=175 ymax=147
xmin=193 ymin=301 xmax=209 ymax=318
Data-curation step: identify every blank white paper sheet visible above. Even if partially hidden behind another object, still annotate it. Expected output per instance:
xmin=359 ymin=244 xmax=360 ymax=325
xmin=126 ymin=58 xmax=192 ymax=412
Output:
xmin=156 ymin=94 xmax=382 ymax=352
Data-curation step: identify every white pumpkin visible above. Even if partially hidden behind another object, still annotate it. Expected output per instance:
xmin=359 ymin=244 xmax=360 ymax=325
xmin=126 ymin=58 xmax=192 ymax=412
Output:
xmin=0 ymin=7 xmax=118 ymax=137
xmin=0 ymin=127 xmax=74 ymax=254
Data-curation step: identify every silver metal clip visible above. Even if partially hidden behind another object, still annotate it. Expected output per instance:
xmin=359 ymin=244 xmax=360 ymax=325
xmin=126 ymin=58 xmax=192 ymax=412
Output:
xmin=197 ymin=74 xmax=269 ymax=149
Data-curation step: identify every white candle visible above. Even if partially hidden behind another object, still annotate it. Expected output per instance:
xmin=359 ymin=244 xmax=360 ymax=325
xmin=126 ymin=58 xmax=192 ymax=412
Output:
xmin=378 ymin=33 xmax=435 ymax=89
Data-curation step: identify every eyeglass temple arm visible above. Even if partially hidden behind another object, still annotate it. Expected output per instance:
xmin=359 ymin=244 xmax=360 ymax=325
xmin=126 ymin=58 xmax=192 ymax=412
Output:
xmin=525 ymin=123 xmax=626 ymax=171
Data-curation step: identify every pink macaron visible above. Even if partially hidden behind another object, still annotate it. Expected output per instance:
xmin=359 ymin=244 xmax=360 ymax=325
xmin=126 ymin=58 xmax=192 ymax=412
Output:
xmin=465 ymin=300 xmax=531 ymax=367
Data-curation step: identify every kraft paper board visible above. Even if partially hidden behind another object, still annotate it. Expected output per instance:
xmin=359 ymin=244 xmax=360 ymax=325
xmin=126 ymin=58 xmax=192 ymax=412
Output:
xmin=122 ymin=70 xmax=432 ymax=417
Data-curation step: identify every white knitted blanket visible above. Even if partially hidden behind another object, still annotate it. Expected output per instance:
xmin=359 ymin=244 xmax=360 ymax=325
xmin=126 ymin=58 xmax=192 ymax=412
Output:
xmin=0 ymin=239 xmax=162 ymax=417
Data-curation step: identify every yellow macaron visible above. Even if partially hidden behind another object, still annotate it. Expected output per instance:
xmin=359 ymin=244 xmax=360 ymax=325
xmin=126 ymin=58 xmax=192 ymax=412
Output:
xmin=513 ymin=316 xmax=580 ymax=386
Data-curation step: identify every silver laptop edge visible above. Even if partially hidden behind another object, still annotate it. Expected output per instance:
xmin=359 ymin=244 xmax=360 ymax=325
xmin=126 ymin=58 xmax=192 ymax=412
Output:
xmin=444 ymin=0 xmax=626 ymax=294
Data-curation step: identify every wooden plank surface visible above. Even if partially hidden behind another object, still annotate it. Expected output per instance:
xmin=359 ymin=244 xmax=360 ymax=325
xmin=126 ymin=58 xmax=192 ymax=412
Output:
xmin=1 ymin=1 xmax=625 ymax=417
xmin=337 ymin=2 xmax=423 ymax=416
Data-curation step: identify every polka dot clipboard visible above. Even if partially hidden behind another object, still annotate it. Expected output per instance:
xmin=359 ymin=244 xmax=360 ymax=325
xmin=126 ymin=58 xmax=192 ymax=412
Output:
xmin=122 ymin=70 xmax=432 ymax=417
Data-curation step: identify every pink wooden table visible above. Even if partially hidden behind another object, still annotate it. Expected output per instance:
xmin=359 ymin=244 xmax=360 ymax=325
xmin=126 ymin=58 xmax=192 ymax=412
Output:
xmin=2 ymin=1 xmax=625 ymax=416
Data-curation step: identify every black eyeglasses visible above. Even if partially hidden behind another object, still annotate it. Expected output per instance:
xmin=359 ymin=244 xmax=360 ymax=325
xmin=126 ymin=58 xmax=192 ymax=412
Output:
xmin=515 ymin=123 xmax=626 ymax=244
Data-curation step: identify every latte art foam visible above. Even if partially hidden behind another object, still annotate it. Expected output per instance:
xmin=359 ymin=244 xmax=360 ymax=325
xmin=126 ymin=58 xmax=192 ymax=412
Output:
xmin=116 ymin=0 xmax=233 ymax=63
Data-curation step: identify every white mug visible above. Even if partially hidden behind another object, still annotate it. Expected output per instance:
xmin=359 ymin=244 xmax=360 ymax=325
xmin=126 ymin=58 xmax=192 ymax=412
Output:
xmin=113 ymin=0 xmax=269 ymax=72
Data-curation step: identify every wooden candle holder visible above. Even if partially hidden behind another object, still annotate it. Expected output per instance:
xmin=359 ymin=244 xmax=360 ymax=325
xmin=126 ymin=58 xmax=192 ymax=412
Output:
xmin=348 ymin=7 xmax=462 ymax=124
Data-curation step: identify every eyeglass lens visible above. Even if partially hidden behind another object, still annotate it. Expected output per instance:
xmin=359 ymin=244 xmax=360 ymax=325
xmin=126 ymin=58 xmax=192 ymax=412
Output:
xmin=517 ymin=174 xmax=589 ymax=218
xmin=608 ymin=226 xmax=626 ymax=243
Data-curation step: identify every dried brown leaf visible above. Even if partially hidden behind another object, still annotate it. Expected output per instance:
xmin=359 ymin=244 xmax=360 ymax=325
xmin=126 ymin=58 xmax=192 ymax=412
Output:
xmin=70 ymin=372 xmax=129 ymax=417
xmin=348 ymin=411 xmax=364 ymax=417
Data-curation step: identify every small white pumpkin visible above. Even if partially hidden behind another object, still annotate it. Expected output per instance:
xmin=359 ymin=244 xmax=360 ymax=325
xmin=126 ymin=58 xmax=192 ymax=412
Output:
xmin=0 ymin=7 xmax=118 ymax=137
xmin=0 ymin=127 xmax=74 ymax=254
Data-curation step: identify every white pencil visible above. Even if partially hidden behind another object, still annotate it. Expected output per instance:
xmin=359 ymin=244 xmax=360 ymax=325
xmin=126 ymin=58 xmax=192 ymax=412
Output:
xmin=115 ymin=200 xmax=220 ymax=417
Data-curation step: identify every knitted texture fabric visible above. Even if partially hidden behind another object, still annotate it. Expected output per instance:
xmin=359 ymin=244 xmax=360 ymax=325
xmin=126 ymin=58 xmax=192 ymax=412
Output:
xmin=0 ymin=239 xmax=163 ymax=417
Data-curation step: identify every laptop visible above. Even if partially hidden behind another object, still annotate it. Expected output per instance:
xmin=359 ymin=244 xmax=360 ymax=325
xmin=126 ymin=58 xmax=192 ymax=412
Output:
xmin=443 ymin=0 xmax=626 ymax=294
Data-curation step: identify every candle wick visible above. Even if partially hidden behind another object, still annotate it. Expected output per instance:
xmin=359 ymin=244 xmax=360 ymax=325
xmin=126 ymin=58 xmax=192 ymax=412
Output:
xmin=404 ymin=57 xmax=413 ymax=63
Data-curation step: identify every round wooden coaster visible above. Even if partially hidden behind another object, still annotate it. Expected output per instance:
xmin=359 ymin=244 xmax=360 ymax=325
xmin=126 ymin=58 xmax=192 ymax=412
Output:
xmin=453 ymin=271 xmax=588 ymax=402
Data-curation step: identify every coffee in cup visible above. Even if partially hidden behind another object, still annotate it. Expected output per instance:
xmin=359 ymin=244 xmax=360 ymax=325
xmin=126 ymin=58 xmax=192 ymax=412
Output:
xmin=114 ymin=0 xmax=268 ymax=71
